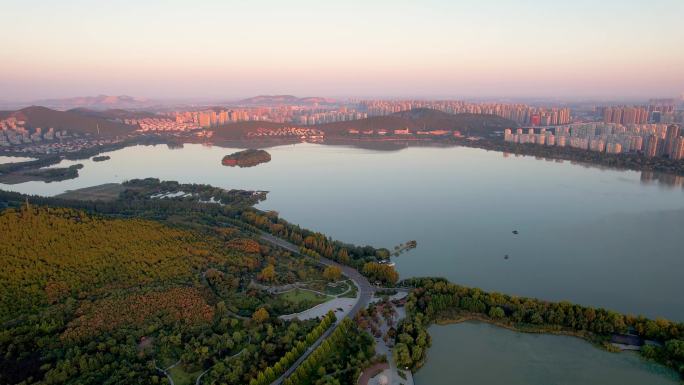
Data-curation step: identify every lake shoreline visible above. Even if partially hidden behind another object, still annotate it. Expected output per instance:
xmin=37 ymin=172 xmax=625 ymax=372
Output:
xmin=399 ymin=278 xmax=684 ymax=382
xmin=434 ymin=312 xmax=614 ymax=350
xmin=6 ymin=135 xmax=683 ymax=182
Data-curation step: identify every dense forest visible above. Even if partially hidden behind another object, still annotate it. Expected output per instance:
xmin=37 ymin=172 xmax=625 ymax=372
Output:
xmin=0 ymin=202 xmax=373 ymax=385
xmin=0 ymin=205 xmax=237 ymax=322
xmin=395 ymin=278 xmax=684 ymax=379
xmin=282 ymin=318 xmax=375 ymax=385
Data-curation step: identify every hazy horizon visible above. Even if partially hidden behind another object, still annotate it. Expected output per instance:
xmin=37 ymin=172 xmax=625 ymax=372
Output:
xmin=2 ymin=94 xmax=678 ymax=107
xmin=2 ymin=0 xmax=683 ymax=101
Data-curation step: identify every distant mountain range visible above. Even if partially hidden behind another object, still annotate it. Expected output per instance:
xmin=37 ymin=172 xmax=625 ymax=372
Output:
xmin=0 ymin=94 xmax=338 ymax=110
xmin=68 ymin=108 xmax=156 ymax=120
xmin=23 ymin=95 xmax=154 ymax=111
xmin=2 ymin=106 xmax=137 ymax=137
xmin=238 ymin=95 xmax=337 ymax=106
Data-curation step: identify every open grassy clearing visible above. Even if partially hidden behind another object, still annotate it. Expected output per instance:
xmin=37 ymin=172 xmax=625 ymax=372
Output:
xmin=169 ymin=365 xmax=202 ymax=385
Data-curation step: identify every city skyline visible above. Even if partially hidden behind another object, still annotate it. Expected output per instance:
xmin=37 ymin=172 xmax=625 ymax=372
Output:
xmin=2 ymin=0 xmax=684 ymax=101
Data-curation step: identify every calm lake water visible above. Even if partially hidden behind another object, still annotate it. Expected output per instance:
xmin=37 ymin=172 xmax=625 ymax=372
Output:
xmin=415 ymin=322 xmax=680 ymax=385
xmin=2 ymin=142 xmax=683 ymax=383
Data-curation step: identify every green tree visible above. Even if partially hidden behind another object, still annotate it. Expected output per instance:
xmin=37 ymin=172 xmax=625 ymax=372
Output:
xmin=489 ymin=306 xmax=505 ymax=319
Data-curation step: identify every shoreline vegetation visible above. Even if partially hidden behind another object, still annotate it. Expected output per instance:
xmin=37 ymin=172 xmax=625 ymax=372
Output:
xmin=222 ymin=149 xmax=271 ymax=168
xmin=394 ymin=278 xmax=684 ymax=380
xmin=0 ymin=136 xmax=167 ymax=184
xmin=448 ymin=136 xmax=684 ymax=177
xmin=0 ymin=163 xmax=84 ymax=184
xmin=24 ymin=164 xmax=84 ymax=183
xmin=433 ymin=312 xmax=613 ymax=350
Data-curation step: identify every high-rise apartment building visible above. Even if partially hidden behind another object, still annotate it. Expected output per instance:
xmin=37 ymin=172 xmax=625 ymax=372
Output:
xmin=644 ymin=135 xmax=660 ymax=157
xmin=665 ymin=124 xmax=681 ymax=158
xmin=602 ymin=106 xmax=649 ymax=125
xmin=198 ymin=112 xmax=212 ymax=128
xmin=672 ymin=136 xmax=684 ymax=160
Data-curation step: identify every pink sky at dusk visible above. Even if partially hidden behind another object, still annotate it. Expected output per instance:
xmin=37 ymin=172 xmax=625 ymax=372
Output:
xmin=2 ymin=0 xmax=683 ymax=101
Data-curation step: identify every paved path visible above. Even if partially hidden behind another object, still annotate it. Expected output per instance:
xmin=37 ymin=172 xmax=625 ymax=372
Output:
xmin=155 ymin=359 xmax=181 ymax=385
xmin=280 ymin=297 xmax=357 ymax=321
xmin=260 ymin=232 xmax=374 ymax=385
xmin=195 ymin=336 xmax=251 ymax=385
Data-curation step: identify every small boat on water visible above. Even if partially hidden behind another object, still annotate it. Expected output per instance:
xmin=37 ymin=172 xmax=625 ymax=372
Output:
xmin=512 ymin=230 xmax=519 ymax=235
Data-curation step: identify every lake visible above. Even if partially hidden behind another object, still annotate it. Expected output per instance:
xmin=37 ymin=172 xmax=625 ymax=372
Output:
xmin=2 ymin=142 xmax=682 ymax=384
xmin=414 ymin=322 xmax=680 ymax=385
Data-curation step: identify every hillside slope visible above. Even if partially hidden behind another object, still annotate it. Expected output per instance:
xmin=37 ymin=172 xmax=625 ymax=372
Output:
xmin=9 ymin=106 xmax=137 ymax=137
xmin=239 ymin=95 xmax=335 ymax=106
xmin=30 ymin=94 xmax=152 ymax=110
xmin=68 ymin=107 xmax=156 ymax=120
xmin=0 ymin=205 xmax=242 ymax=321
xmin=0 ymin=201 xmax=329 ymax=385
xmin=209 ymin=108 xmax=516 ymax=140
xmin=393 ymin=108 xmax=517 ymax=133
xmin=317 ymin=108 xmax=517 ymax=135
xmin=210 ymin=120 xmax=288 ymax=140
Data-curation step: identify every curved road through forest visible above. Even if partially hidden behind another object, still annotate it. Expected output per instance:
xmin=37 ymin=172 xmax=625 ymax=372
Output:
xmin=259 ymin=232 xmax=374 ymax=385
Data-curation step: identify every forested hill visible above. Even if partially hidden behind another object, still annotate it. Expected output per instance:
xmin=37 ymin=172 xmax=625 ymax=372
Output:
xmin=208 ymin=108 xmax=517 ymax=140
xmin=392 ymin=108 xmax=517 ymax=134
xmin=8 ymin=106 xmax=136 ymax=137
xmin=0 ymin=191 xmax=378 ymax=385
xmin=0 ymin=203 xmax=305 ymax=385
xmin=210 ymin=121 xmax=287 ymax=140
xmin=316 ymin=108 xmax=517 ymax=136
xmin=0 ymin=205 xmax=245 ymax=322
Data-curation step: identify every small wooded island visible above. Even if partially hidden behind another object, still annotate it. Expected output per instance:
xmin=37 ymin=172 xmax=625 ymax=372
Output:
xmin=222 ymin=149 xmax=271 ymax=168
xmin=92 ymin=155 xmax=111 ymax=162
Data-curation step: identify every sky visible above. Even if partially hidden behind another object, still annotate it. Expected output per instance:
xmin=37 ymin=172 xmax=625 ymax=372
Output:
xmin=1 ymin=0 xmax=683 ymax=101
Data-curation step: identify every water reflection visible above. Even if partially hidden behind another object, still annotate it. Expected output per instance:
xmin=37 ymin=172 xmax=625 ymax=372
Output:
xmin=640 ymin=170 xmax=684 ymax=189
xmin=502 ymin=151 xmax=684 ymax=189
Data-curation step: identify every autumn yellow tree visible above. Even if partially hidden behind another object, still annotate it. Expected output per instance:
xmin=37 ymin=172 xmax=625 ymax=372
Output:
xmin=257 ymin=264 xmax=276 ymax=282
xmin=252 ymin=307 xmax=269 ymax=323
xmin=322 ymin=266 xmax=342 ymax=282
xmin=362 ymin=262 xmax=399 ymax=285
